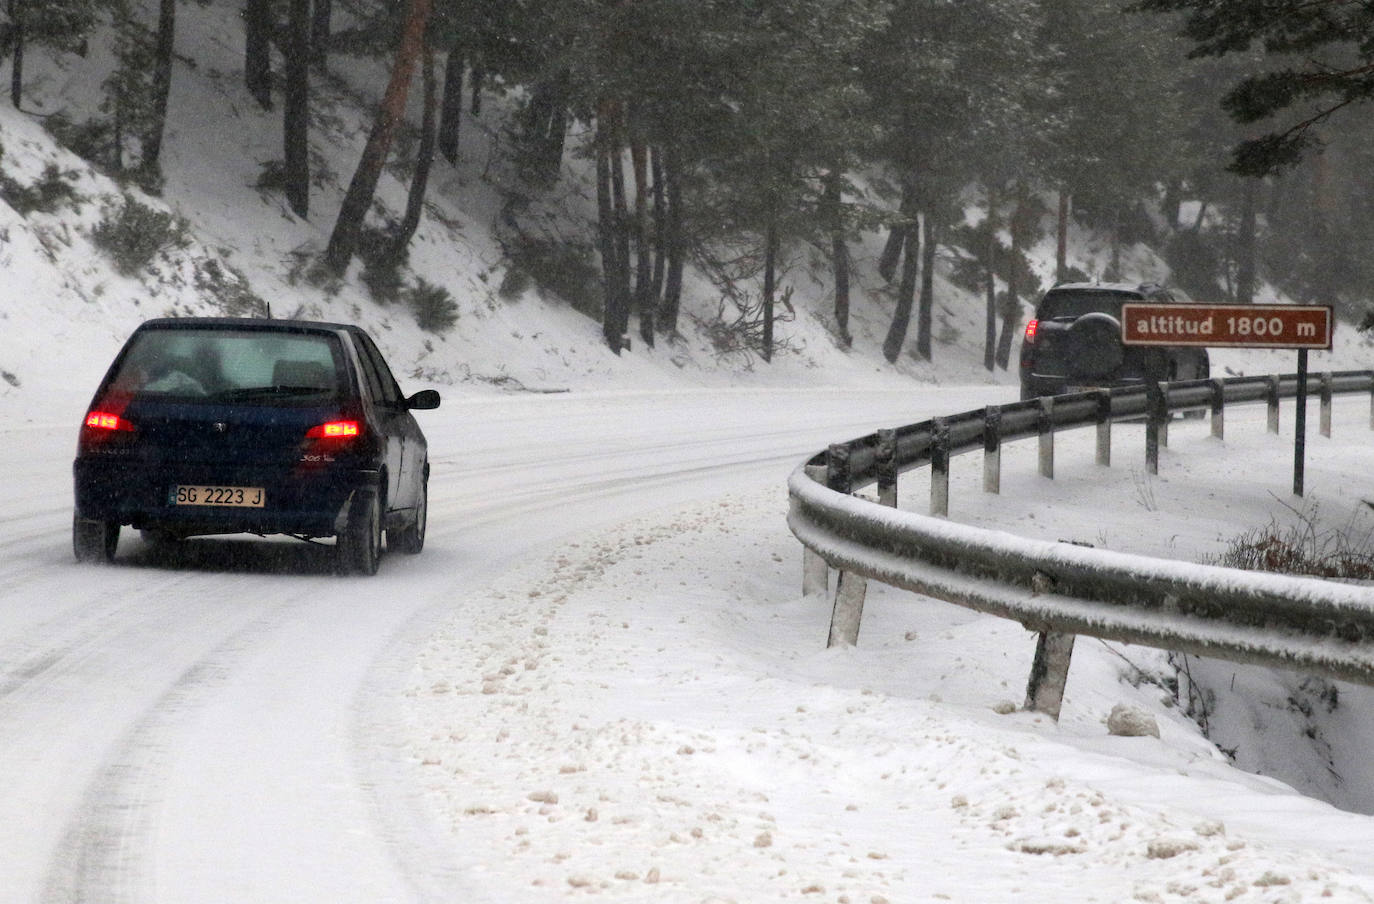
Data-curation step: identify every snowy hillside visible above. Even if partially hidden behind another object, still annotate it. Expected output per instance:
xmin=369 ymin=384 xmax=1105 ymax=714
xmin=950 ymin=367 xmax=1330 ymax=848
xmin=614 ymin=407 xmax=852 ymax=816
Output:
xmin=0 ymin=0 xmax=1021 ymax=412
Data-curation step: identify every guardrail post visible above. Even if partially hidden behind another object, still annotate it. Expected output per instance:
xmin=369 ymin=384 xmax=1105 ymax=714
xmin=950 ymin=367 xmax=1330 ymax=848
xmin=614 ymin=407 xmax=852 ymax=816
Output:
xmin=1158 ymin=382 xmax=1170 ymax=448
xmin=1037 ymin=398 xmax=1054 ymax=479
xmin=1145 ymin=383 xmax=1166 ymax=475
xmin=827 ymin=572 xmax=868 ymax=647
xmin=983 ymin=407 xmax=1002 ymax=494
xmin=1320 ymin=372 xmax=1333 ymax=438
xmin=826 ymin=443 xmax=852 ymax=494
xmin=822 ymin=443 xmax=869 ymax=645
xmin=876 ymin=428 xmax=898 ymax=508
xmin=1094 ymin=391 xmax=1111 ymax=467
xmin=802 ymin=464 xmax=830 ymax=599
xmin=1210 ymin=377 xmax=1225 ymax=440
xmin=931 ymin=418 xmax=950 ymax=516
xmin=1267 ymin=375 xmax=1281 ymax=434
xmin=1025 ymin=629 xmax=1076 ymax=721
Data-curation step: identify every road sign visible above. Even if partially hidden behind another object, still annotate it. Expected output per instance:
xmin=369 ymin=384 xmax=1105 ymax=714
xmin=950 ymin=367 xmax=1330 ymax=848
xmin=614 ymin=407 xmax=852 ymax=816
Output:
xmin=1121 ymin=303 xmax=1332 ymax=350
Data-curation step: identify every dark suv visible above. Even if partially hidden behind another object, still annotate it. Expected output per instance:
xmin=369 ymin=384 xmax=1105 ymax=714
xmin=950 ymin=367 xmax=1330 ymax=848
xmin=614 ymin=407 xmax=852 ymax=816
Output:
xmin=1018 ymin=282 xmax=1210 ymax=400
xmin=72 ymin=317 xmax=439 ymax=575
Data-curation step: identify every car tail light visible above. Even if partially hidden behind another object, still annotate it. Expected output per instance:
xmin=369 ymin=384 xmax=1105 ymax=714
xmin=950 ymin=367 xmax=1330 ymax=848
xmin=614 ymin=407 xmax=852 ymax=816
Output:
xmin=78 ymin=409 xmax=136 ymax=454
xmin=84 ymin=411 xmax=136 ymax=432
xmin=1023 ymin=319 xmax=1039 ymax=344
xmin=305 ymin=420 xmax=362 ymax=440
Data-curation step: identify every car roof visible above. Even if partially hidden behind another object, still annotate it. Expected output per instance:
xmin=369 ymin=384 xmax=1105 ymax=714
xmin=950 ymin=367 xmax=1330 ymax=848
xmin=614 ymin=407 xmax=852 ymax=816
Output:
xmin=1046 ymin=281 xmax=1164 ymax=295
xmin=133 ymin=316 xmax=363 ymax=336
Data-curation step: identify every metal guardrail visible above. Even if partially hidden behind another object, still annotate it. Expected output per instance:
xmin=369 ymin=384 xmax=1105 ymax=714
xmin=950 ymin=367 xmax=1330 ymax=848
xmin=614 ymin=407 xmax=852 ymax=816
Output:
xmin=788 ymin=371 xmax=1374 ymax=719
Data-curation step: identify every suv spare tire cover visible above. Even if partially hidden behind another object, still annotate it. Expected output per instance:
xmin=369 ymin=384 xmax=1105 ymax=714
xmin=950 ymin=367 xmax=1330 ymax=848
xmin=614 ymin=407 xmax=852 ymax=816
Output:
xmin=1065 ymin=311 xmax=1124 ymax=377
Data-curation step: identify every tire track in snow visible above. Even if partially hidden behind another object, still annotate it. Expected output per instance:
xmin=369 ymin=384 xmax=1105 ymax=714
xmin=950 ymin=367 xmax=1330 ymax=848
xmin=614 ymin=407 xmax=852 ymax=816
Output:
xmin=38 ymin=603 xmax=296 ymax=904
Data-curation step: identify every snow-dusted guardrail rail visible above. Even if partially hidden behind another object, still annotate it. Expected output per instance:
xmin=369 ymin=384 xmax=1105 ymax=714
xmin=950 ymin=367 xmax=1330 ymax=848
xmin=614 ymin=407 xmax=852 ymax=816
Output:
xmin=788 ymin=371 xmax=1374 ymax=720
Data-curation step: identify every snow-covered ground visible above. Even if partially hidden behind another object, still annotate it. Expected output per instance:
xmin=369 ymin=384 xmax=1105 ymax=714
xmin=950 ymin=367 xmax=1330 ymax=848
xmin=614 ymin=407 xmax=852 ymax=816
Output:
xmin=5 ymin=3 xmax=1374 ymax=901
xmin=8 ymin=378 xmax=1374 ymax=903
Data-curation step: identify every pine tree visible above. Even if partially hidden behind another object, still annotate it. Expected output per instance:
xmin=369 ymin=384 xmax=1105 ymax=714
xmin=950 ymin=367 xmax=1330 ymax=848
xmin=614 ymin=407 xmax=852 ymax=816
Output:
xmin=5 ymin=0 xmax=103 ymax=109
xmin=1134 ymin=0 xmax=1374 ymax=176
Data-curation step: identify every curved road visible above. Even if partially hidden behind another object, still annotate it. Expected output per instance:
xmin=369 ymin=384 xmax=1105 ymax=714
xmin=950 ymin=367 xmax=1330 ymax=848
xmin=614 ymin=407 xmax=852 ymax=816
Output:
xmin=0 ymin=386 xmax=1004 ymax=903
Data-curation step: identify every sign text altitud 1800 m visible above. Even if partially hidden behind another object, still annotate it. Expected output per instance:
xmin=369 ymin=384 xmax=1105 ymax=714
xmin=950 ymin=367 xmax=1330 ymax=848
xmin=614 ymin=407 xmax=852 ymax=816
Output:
xmin=1121 ymin=303 xmax=1332 ymax=350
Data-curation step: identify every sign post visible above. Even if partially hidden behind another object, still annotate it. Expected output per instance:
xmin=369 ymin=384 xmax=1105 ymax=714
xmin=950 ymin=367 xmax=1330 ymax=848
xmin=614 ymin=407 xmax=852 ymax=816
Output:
xmin=1121 ymin=303 xmax=1333 ymax=496
xmin=1295 ymin=349 xmax=1308 ymax=496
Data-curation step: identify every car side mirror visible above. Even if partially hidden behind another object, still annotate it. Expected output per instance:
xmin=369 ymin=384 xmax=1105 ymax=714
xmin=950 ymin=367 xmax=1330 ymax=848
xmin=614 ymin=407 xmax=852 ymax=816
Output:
xmin=406 ymin=389 xmax=441 ymax=410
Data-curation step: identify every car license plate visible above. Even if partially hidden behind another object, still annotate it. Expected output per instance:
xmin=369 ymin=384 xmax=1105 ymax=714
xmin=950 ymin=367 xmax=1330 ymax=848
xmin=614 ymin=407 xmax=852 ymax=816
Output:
xmin=170 ymin=485 xmax=265 ymax=507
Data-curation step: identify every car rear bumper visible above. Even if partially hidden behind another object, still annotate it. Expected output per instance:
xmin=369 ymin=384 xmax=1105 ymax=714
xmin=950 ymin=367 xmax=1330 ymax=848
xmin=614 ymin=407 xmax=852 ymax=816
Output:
xmin=73 ymin=458 xmax=381 ymax=538
xmin=1020 ymin=372 xmax=1154 ymax=399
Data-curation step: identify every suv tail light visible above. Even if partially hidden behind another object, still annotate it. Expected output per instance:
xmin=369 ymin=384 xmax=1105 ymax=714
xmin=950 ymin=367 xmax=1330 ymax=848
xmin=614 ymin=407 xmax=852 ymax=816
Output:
xmin=1023 ymin=319 xmax=1039 ymax=344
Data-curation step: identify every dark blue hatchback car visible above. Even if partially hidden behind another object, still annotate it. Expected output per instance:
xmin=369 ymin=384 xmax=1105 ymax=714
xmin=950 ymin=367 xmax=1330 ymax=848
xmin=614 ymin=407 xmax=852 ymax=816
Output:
xmin=72 ymin=317 xmax=439 ymax=574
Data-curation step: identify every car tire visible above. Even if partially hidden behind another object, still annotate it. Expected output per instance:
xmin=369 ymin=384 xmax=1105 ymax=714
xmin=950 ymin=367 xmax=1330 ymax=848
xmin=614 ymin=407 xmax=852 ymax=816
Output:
xmin=337 ymin=490 xmax=381 ymax=576
xmin=74 ymin=514 xmax=119 ymax=563
xmin=390 ymin=480 xmax=427 ymax=555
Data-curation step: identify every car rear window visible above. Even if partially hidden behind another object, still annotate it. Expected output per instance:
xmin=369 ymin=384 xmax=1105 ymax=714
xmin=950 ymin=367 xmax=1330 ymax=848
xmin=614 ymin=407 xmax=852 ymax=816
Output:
xmin=1037 ymin=290 xmax=1140 ymax=320
xmin=107 ymin=328 xmax=344 ymax=403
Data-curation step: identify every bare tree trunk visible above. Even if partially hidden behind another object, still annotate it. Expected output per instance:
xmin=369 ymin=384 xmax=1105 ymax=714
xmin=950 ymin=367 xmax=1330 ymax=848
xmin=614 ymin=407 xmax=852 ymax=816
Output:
xmin=878 ymin=227 xmax=903 ymax=283
xmin=9 ymin=0 xmax=24 ymax=108
xmin=1162 ymin=178 xmax=1181 ymax=231
xmin=878 ymin=187 xmax=914 ymax=283
xmin=384 ymin=38 xmax=437 ymax=264
xmin=995 ymin=266 xmax=1017 ymax=367
xmin=438 ymin=43 xmax=463 ymax=165
xmin=521 ymin=77 xmax=567 ymax=187
xmin=283 ymin=0 xmax=310 ymax=217
xmin=659 ymin=142 xmax=685 ymax=335
xmin=916 ymin=217 xmax=937 ymax=360
xmin=984 ymin=188 xmax=998 ymax=372
xmin=1106 ymin=210 xmax=1122 ymax=281
xmin=762 ymin=220 xmax=777 ymax=363
xmin=1055 ymin=189 xmax=1069 ymax=284
xmin=597 ymin=102 xmax=631 ymax=352
xmin=1235 ymin=177 xmax=1256 ymax=304
xmin=649 ymin=147 xmax=667 ymax=311
xmin=596 ymin=132 xmax=621 ymax=352
xmin=310 ymin=0 xmax=331 ymax=71
xmin=996 ymin=187 xmax=1031 ymax=369
xmin=610 ymin=141 xmax=631 ymax=340
xmin=541 ymin=94 xmax=567 ymax=184
xmin=470 ymin=62 xmax=484 ymax=114
xmin=323 ymin=0 xmax=432 ymax=273
xmin=245 ymin=0 xmax=273 ymax=110
xmin=631 ymin=136 xmax=654 ymax=346
xmin=139 ymin=0 xmax=177 ymax=181
xmin=825 ymin=169 xmax=852 ymax=347
xmin=883 ymin=215 xmax=920 ymax=364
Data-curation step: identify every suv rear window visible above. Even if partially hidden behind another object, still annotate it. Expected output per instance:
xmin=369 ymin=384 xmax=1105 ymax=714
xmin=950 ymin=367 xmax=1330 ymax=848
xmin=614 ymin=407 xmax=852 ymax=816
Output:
xmin=107 ymin=328 xmax=344 ymax=403
xmin=1037 ymin=289 xmax=1140 ymax=320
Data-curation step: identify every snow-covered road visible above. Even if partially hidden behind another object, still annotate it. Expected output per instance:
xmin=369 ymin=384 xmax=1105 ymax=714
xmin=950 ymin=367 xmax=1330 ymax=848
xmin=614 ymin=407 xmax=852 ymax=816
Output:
xmin=1 ymin=387 xmax=996 ymax=903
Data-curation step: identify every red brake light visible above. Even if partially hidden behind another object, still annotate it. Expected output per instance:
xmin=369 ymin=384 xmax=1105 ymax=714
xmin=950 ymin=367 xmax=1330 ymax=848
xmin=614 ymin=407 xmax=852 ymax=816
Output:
xmin=306 ymin=420 xmax=361 ymax=439
xmin=84 ymin=411 xmax=135 ymax=432
xmin=1023 ymin=319 xmax=1039 ymax=343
